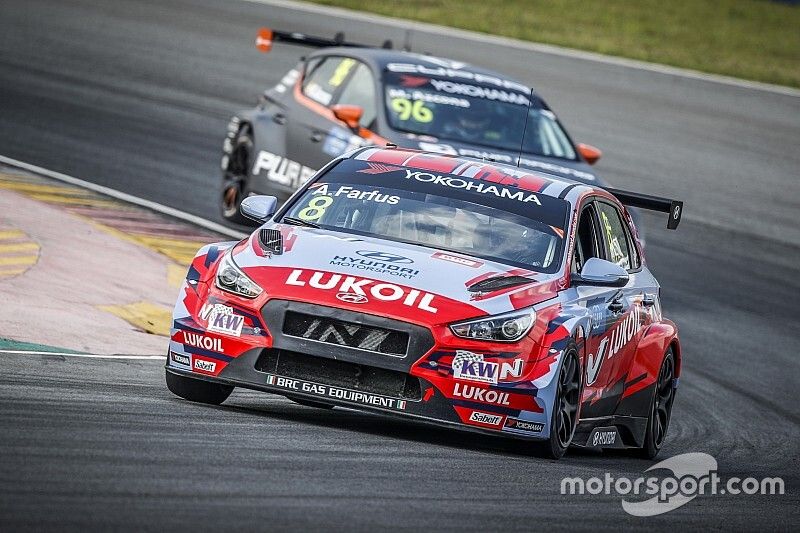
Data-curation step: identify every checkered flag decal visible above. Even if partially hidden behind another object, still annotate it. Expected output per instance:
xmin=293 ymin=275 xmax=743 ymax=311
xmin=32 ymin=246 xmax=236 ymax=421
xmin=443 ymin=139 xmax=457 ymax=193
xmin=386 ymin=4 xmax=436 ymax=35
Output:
xmin=452 ymin=350 xmax=484 ymax=371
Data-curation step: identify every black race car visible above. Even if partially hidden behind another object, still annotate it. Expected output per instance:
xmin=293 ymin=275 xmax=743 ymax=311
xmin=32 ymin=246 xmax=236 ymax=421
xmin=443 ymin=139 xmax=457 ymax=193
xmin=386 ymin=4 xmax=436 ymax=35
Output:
xmin=220 ymin=27 xmax=606 ymax=225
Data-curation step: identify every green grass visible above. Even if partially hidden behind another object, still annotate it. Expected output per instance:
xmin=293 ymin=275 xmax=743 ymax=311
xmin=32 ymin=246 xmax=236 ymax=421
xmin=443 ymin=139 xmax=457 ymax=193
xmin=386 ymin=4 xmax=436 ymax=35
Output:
xmin=308 ymin=0 xmax=800 ymax=88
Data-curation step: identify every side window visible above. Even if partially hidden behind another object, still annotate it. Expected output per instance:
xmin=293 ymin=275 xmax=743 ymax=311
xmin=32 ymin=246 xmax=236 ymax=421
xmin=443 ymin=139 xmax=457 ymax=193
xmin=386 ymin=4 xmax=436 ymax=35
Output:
xmin=302 ymin=57 xmax=358 ymax=106
xmin=335 ymin=63 xmax=377 ymax=128
xmin=596 ymin=202 xmax=634 ymax=270
xmin=573 ymin=204 xmax=600 ymax=274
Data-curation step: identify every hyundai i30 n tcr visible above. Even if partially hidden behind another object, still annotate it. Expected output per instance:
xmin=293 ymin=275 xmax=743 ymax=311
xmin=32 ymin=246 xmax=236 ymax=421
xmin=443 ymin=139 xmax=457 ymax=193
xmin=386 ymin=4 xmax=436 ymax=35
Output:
xmin=168 ymin=146 xmax=682 ymax=459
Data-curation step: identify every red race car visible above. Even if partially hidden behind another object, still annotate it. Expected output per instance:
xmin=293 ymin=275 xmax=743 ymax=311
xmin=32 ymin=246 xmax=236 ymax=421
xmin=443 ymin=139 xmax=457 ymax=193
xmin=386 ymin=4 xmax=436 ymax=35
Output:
xmin=168 ymin=146 xmax=682 ymax=459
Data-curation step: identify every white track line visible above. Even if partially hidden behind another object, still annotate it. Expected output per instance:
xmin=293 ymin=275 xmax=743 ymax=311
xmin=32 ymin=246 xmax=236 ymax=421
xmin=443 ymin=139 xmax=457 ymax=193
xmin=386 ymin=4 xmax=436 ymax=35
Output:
xmin=247 ymin=0 xmax=800 ymax=98
xmin=0 ymin=155 xmax=247 ymax=240
xmin=0 ymin=349 xmax=165 ymax=360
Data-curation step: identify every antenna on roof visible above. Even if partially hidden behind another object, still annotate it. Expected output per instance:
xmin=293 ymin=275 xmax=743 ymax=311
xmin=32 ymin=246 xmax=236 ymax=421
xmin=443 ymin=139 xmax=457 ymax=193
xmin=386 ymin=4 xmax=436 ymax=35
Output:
xmin=515 ymin=88 xmax=535 ymax=168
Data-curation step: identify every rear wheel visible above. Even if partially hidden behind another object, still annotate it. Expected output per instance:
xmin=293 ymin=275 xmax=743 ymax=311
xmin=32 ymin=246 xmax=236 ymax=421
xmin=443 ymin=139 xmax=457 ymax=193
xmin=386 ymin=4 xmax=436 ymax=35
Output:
xmin=166 ymin=369 xmax=233 ymax=405
xmin=534 ymin=342 xmax=581 ymax=459
xmin=220 ymin=125 xmax=254 ymax=225
xmin=636 ymin=349 xmax=676 ymax=459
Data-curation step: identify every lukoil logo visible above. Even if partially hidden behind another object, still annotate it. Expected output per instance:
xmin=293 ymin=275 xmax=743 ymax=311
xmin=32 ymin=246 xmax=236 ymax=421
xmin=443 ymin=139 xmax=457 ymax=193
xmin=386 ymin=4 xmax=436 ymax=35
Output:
xmin=560 ymin=452 xmax=784 ymax=516
xmin=286 ymin=269 xmax=438 ymax=313
xmin=182 ymin=331 xmax=224 ymax=352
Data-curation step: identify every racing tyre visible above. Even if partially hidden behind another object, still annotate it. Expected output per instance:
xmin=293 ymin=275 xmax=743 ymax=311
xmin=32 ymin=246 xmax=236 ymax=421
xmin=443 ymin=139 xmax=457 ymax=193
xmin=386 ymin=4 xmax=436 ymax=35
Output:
xmin=534 ymin=342 xmax=581 ymax=459
xmin=636 ymin=349 xmax=676 ymax=459
xmin=220 ymin=125 xmax=254 ymax=225
xmin=166 ymin=369 xmax=234 ymax=405
xmin=287 ymin=396 xmax=335 ymax=410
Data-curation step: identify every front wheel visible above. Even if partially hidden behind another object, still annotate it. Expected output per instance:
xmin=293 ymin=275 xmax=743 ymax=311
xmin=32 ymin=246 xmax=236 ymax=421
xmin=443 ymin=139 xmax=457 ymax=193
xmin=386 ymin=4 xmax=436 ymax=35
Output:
xmin=220 ymin=125 xmax=254 ymax=225
xmin=166 ymin=369 xmax=233 ymax=405
xmin=534 ymin=342 xmax=581 ymax=459
xmin=636 ymin=349 xmax=676 ymax=459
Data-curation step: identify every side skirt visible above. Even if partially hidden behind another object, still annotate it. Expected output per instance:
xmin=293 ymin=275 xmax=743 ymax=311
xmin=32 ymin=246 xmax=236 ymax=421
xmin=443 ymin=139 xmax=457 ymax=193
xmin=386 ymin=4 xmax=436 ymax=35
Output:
xmin=572 ymin=415 xmax=648 ymax=449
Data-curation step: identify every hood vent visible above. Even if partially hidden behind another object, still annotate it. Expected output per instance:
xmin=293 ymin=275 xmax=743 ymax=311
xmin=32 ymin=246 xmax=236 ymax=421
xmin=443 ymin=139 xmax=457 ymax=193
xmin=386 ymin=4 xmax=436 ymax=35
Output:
xmin=468 ymin=275 xmax=535 ymax=293
xmin=259 ymin=228 xmax=283 ymax=255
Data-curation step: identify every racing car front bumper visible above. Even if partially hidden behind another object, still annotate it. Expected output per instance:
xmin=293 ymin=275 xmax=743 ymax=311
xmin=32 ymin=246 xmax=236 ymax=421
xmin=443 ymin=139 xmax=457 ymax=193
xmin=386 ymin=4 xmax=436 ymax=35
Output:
xmin=169 ymin=290 xmax=558 ymax=441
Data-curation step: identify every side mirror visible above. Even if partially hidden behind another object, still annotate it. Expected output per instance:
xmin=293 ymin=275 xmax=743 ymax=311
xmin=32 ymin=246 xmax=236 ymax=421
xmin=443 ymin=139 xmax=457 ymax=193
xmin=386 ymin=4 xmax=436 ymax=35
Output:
xmin=240 ymin=195 xmax=278 ymax=223
xmin=577 ymin=143 xmax=602 ymax=165
xmin=573 ymin=258 xmax=629 ymax=287
xmin=331 ymin=104 xmax=363 ymax=130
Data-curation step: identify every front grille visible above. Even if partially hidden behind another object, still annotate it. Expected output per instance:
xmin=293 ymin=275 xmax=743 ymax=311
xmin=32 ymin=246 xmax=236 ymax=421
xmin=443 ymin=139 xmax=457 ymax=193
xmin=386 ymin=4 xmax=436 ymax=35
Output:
xmin=256 ymin=348 xmax=422 ymax=400
xmin=282 ymin=311 xmax=409 ymax=356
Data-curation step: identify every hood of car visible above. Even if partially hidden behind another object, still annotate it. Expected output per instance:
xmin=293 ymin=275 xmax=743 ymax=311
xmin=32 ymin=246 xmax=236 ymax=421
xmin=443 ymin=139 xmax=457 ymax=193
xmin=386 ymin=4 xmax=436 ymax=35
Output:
xmin=230 ymin=225 xmax=562 ymax=326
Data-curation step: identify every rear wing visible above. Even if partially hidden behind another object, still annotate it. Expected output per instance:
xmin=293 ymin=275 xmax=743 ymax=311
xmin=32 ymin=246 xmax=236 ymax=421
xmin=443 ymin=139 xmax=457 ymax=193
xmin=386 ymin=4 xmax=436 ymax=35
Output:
xmin=256 ymin=27 xmax=393 ymax=53
xmin=606 ymin=187 xmax=683 ymax=230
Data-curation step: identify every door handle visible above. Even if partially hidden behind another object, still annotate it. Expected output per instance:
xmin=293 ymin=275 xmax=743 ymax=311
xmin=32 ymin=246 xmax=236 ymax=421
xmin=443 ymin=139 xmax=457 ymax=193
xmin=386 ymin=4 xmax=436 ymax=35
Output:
xmin=310 ymin=131 xmax=324 ymax=143
xmin=641 ymin=294 xmax=656 ymax=307
xmin=272 ymin=113 xmax=286 ymax=125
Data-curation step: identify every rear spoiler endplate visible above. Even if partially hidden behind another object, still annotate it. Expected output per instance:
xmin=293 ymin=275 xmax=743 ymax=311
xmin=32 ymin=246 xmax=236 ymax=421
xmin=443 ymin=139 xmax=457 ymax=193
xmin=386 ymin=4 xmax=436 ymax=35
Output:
xmin=606 ymin=187 xmax=683 ymax=230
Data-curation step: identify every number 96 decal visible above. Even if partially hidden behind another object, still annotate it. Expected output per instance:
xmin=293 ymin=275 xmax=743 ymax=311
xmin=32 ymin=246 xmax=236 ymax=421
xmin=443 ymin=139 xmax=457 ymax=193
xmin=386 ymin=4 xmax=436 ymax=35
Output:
xmin=391 ymin=98 xmax=433 ymax=123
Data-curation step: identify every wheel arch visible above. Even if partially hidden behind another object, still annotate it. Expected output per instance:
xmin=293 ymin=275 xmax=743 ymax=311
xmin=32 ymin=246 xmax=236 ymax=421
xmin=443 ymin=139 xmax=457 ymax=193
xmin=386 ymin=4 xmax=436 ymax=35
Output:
xmin=615 ymin=319 xmax=679 ymax=417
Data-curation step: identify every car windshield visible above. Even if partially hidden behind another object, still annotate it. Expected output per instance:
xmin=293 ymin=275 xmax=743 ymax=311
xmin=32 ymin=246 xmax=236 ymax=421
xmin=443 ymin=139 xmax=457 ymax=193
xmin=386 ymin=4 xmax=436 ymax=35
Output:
xmin=282 ymin=158 xmax=569 ymax=273
xmin=383 ymin=69 xmax=577 ymax=161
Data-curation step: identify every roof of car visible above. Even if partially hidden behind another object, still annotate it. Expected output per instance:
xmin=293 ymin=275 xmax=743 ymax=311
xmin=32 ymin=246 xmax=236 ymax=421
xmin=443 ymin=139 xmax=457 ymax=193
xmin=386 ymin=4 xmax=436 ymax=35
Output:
xmin=346 ymin=146 xmax=598 ymax=203
xmin=307 ymin=47 xmax=542 ymax=101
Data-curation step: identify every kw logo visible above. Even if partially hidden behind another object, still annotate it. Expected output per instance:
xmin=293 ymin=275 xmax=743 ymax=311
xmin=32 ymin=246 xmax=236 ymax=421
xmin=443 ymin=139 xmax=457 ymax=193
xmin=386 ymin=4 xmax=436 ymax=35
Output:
xmin=199 ymin=303 xmax=245 ymax=337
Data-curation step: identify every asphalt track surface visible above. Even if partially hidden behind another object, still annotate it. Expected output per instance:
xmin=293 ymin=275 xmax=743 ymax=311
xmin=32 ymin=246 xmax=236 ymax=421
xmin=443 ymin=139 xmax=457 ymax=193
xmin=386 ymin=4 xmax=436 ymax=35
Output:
xmin=0 ymin=0 xmax=798 ymax=530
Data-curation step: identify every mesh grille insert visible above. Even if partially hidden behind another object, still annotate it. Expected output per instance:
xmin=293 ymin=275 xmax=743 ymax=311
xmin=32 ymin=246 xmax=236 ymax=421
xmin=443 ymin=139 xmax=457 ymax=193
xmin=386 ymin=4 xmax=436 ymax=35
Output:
xmin=282 ymin=311 xmax=409 ymax=356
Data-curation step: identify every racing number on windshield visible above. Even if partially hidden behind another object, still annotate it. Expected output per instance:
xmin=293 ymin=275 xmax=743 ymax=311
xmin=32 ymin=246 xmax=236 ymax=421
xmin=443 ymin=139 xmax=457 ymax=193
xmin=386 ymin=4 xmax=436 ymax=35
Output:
xmin=600 ymin=211 xmax=628 ymax=268
xmin=298 ymin=195 xmax=333 ymax=221
xmin=391 ymin=98 xmax=433 ymax=123
xmin=328 ymin=58 xmax=356 ymax=87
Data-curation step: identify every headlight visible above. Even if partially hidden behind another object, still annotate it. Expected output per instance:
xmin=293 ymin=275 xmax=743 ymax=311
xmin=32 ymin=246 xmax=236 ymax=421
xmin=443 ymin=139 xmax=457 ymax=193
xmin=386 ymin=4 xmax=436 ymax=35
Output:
xmin=215 ymin=250 xmax=262 ymax=298
xmin=449 ymin=308 xmax=536 ymax=342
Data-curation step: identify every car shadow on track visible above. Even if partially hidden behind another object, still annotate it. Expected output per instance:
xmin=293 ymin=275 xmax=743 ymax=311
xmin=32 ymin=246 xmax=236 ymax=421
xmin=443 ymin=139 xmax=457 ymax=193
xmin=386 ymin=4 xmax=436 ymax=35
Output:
xmin=166 ymin=388 xmax=656 ymax=465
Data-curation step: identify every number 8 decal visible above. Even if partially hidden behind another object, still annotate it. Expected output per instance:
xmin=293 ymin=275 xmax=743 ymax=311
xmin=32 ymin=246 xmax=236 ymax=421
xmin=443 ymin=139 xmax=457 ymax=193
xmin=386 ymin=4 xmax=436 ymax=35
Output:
xmin=298 ymin=195 xmax=333 ymax=221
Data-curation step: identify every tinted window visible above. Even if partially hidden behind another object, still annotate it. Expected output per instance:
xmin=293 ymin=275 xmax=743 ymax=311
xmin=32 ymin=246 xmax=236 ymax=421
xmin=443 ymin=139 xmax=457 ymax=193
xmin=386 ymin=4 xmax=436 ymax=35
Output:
xmin=383 ymin=70 xmax=576 ymax=160
xmin=596 ymin=202 xmax=632 ymax=270
xmin=303 ymin=57 xmax=358 ymax=105
xmin=282 ymin=158 xmax=570 ymax=273
xmin=336 ymin=63 xmax=377 ymax=128
xmin=573 ymin=205 xmax=600 ymax=274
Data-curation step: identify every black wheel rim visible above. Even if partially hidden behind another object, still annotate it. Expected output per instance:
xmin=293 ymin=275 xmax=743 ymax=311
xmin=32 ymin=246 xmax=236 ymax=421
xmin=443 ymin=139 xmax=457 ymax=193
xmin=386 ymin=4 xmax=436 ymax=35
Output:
xmin=556 ymin=353 xmax=580 ymax=448
xmin=652 ymin=354 xmax=675 ymax=448
xmin=222 ymin=134 xmax=251 ymax=216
